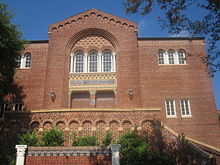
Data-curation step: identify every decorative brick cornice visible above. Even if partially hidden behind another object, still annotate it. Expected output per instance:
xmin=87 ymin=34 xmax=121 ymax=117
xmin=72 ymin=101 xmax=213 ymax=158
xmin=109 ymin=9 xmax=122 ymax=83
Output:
xmin=48 ymin=9 xmax=137 ymax=33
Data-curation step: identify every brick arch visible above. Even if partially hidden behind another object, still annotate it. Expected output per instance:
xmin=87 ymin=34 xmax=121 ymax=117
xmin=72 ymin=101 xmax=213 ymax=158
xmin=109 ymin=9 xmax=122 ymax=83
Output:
xmin=101 ymin=46 xmax=115 ymax=53
xmin=56 ymin=121 xmax=66 ymax=129
xmin=43 ymin=121 xmax=53 ymax=130
xmin=30 ymin=121 xmax=40 ymax=132
xmin=71 ymin=46 xmax=87 ymax=54
xmin=82 ymin=120 xmax=93 ymax=136
xmin=87 ymin=46 xmax=101 ymax=54
xmin=109 ymin=120 xmax=119 ymax=138
xmin=96 ymin=120 xmax=106 ymax=141
xmin=122 ymin=120 xmax=133 ymax=132
xmin=66 ymin=28 xmax=120 ymax=53
xmin=69 ymin=120 xmax=79 ymax=135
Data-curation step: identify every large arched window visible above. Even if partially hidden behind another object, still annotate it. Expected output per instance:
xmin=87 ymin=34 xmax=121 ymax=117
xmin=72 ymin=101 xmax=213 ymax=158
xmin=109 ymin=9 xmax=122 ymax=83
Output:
xmin=158 ymin=50 xmax=165 ymax=64
xmin=168 ymin=50 xmax=175 ymax=64
xmin=102 ymin=50 xmax=112 ymax=72
xmin=75 ymin=51 xmax=84 ymax=73
xmin=25 ymin=53 xmax=31 ymax=68
xmin=88 ymin=51 xmax=98 ymax=72
xmin=178 ymin=50 xmax=186 ymax=64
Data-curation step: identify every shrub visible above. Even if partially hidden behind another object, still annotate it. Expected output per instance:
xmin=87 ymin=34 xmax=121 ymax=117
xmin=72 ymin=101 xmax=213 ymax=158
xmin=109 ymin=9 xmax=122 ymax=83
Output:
xmin=119 ymin=130 xmax=174 ymax=165
xmin=72 ymin=134 xmax=97 ymax=146
xmin=40 ymin=127 xmax=64 ymax=146
xmin=119 ymin=130 xmax=149 ymax=165
xmin=18 ymin=131 xmax=38 ymax=146
xmin=102 ymin=131 xmax=113 ymax=146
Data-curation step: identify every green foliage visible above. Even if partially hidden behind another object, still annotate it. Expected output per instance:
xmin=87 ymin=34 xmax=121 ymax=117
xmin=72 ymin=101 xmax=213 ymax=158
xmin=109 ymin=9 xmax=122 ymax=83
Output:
xmin=119 ymin=130 xmax=150 ymax=165
xmin=0 ymin=2 xmax=27 ymax=103
xmin=18 ymin=131 xmax=38 ymax=146
xmin=124 ymin=0 xmax=220 ymax=76
xmin=102 ymin=131 xmax=113 ymax=146
xmin=40 ymin=127 xmax=64 ymax=146
xmin=119 ymin=130 xmax=174 ymax=165
xmin=71 ymin=133 xmax=97 ymax=146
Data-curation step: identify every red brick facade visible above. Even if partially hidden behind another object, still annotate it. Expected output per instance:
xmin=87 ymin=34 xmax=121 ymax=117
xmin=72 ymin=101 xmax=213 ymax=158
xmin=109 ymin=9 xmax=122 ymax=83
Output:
xmin=1 ymin=9 xmax=219 ymax=151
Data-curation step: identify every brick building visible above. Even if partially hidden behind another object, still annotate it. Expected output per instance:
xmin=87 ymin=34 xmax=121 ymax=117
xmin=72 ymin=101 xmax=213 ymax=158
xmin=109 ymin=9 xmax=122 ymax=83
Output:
xmin=1 ymin=9 xmax=219 ymax=152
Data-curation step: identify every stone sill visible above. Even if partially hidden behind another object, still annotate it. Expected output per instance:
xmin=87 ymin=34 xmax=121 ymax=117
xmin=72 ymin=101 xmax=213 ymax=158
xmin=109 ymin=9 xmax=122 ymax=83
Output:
xmin=28 ymin=146 xmax=109 ymax=151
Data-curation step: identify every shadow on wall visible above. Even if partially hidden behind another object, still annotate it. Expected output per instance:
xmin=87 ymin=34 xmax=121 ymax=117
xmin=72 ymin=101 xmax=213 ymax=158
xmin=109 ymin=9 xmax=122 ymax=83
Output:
xmin=144 ymin=121 xmax=218 ymax=165
xmin=0 ymin=82 xmax=33 ymax=165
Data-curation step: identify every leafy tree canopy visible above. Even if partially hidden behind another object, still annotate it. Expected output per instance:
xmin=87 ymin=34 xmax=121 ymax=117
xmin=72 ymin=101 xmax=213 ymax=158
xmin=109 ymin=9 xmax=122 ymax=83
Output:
xmin=0 ymin=2 xmax=26 ymax=104
xmin=124 ymin=0 xmax=220 ymax=76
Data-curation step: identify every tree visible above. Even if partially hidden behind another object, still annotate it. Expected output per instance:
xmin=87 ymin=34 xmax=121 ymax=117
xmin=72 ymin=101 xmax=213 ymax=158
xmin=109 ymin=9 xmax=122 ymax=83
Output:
xmin=124 ymin=0 xmax=219 ymax=76
xmin=0 ymin=2 xmax=26 ymax=104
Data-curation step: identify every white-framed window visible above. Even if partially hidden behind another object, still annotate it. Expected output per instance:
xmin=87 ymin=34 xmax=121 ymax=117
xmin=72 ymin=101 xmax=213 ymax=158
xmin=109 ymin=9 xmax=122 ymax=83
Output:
xmin=74 ymin=51 xmax=84 ymax=73
xmin=16 ymin=53 xmax=32 ymax=69
xmin=165 ymin=100 xmax=176 ymax=117
xmin=180 ymin=99 xmax=191 ymax=116
xmin=168 ymin=50 xmax=175 ymax=64
xmin=158 ymin=50 xmax=165 ymax=64
xmin=70 ymin=50 xmax=116 ymax=73
xmin=88 ymin=51 xmax=98 ymax=72
xmin=25 ymin=53 xmax=31 ymax=67
xmin=102 ymin=50 xmax=112 ymax=72
xmin=178 ymin=50 xmax=186 ymax=64
xmin=158 ymin=49 xmax=187 ymax=65
xmin=13 ymin=103 xmax=23 ymax=111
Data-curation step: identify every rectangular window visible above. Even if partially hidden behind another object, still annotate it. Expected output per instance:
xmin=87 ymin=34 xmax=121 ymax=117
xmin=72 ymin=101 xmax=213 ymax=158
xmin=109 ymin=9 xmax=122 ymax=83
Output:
xmin=180 ymin=99 xmax=191 ymax=116
xmin=165 ymin=100 xmax=176 ymax=117
xmin=13 ymin=103 xmax=23 ymax=111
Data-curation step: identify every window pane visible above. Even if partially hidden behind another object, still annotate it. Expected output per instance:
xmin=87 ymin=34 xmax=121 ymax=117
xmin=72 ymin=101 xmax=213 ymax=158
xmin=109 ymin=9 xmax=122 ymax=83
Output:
xmin=181 ymin=100 xmax=185 ymax=115
xmin=89 ymin=51 xmax=98 ymax=72
xmin=158 ymin=50 xmax=164 ymax=64
xmin=180 ymin=99 xmax=191 ymax=116
xmin=168 ymin=50 xmax=174 ymax=64
xmin=178 ymin=51 xmax=185 ymax=64
xmin=25 ymin=54 xmax=31 ymax=67
xmin=75 ymin=52 xmax=84 ymax=73
xmin=166 ymin=100 xmax=175 ymax=117
xmin=103 ymin=51 xmax=112 ymax=72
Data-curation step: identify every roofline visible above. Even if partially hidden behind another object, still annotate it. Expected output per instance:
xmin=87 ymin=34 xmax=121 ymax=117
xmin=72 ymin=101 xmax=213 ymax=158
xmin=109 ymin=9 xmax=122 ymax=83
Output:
xmin=49 ymin=8 xmax=137 ymax=28
xmin=29 ymin=40 xmax=49 ymax=44
xmin=138 ymin=37 xmax=205 ymax=41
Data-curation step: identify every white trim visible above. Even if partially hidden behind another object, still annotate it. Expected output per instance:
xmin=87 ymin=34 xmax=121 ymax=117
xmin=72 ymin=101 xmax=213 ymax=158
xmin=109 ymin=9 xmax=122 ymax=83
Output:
xmin=98 ymin=53 xmax=102 ymax=72
xmin=158 ymin=50 xmax=187 ymax=65
xmin=70 ymin=54 xmax=74 ymax=73
xmin=84 ymin=53 xmax=88 ymax=73
xmin=180 ymin=99 xmax=192 ymax=117
xmin=165 ymin=100 xmax=176 ymax=117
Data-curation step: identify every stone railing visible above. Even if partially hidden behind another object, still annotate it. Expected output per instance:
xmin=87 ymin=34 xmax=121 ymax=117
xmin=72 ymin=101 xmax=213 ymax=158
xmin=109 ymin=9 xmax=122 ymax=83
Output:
xmin=15 ymin=144 xmax=121 ymax=165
